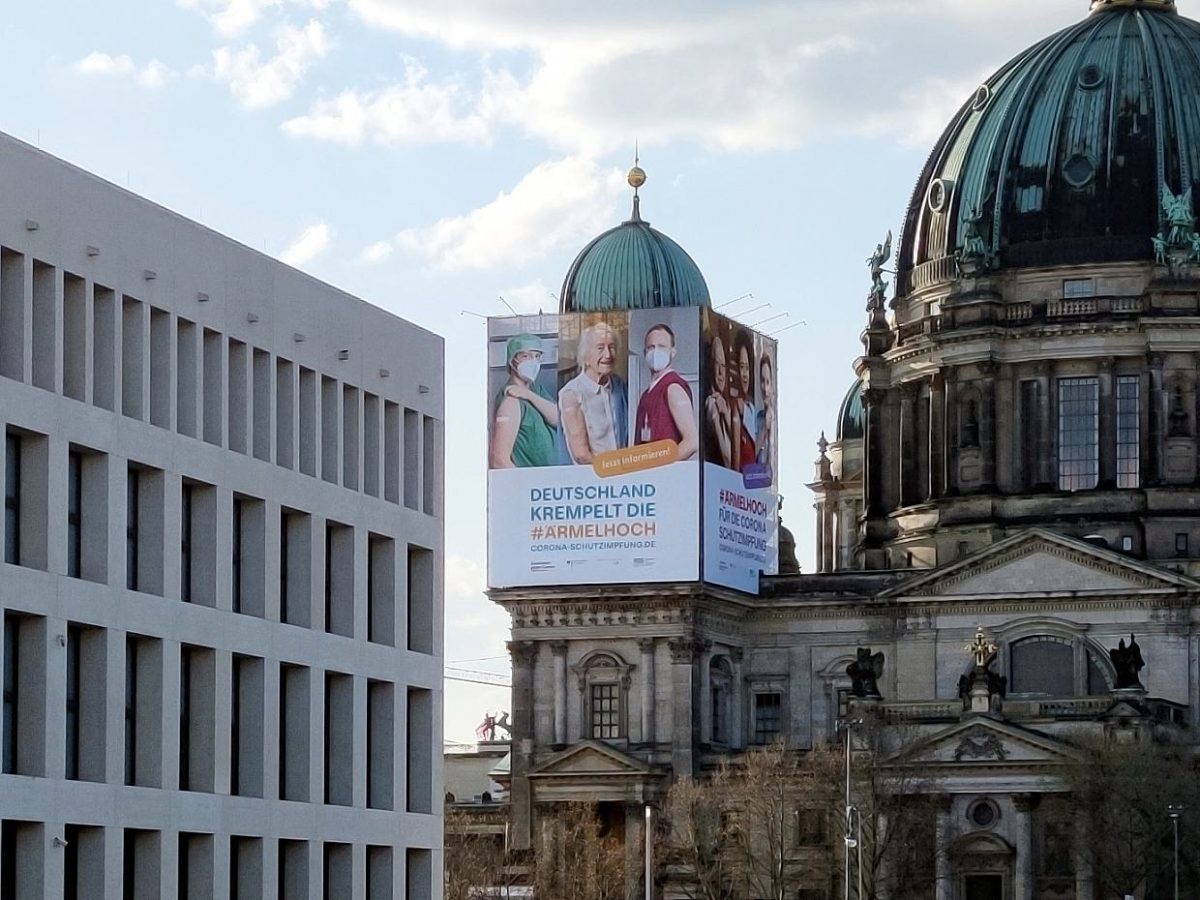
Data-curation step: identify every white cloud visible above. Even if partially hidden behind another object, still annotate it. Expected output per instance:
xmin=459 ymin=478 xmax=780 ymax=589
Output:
xmin=319 ymin=0 xmax=1084 ymax=153
xmin=358 ymin=240 xmax=393 ymax=264
xmin=279 ymin=221 xmax=332 ymax=266
xmin=180 ymin=0 xmax=333 ymax=36
xmin=212 ymin=19 xmax=329 ymax=108
xmin=283 ymin=57 xmax=493 ymax=145
xmin=393 ymin=156 xmax=624 ymax=271
xmin=73 ymin=52 xmax=175 ymax=89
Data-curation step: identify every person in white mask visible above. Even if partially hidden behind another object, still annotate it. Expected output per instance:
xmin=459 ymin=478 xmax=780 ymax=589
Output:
xmin=490 ymin=333 xmax=559 ymax=468
xmin=633 ymin=323 xmax=697 ymax=459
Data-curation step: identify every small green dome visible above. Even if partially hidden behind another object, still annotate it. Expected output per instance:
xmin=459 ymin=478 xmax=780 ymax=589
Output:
xmin=559 ymin=199 xmax=710 ymax=313
xmin=838 ymin=380 xmax=865 ymax=442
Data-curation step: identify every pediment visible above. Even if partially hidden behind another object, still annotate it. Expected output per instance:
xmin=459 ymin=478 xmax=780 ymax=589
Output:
xmin=528 ymin=740 xmax=654 ymax=779
xmin=883 ymin=529 xmax=1199 ymax=599
xmin=887 ymin=718 xmax=1082 ymax=770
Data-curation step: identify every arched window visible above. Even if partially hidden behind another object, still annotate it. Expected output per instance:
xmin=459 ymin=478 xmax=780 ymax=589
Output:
xmin=1008 ymin=636 xmax=1112 ymax=697
xmin=572 ymin=651 xmax=633 ymax=741
xmin=709 ymin=656 xmax=733 ymax=745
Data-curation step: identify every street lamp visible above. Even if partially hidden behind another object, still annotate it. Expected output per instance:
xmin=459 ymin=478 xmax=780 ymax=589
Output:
xmin=1168 ymin=804 xmax=1183 ymax=900
xmin=838 ymin=717 xmax=864 ymax=900
xmin=645 ymin=804 xmax=653 ymax=900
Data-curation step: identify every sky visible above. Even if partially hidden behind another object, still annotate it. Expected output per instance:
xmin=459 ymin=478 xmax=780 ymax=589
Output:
xmin=0 ymin=0 xmax=1104 ymax=744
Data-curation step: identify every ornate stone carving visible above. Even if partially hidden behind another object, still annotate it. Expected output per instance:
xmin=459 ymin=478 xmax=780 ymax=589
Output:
xmin=668 ymin=636 xmax=708 ymax=664
xmin=637 ymin=637 xmax=656 ymax=655
xmin=846 ymin=648 xmax=885 ymax=699
xmin=508 ymin=640 xmax=538 ymax=667
xmin=953 ymin=727 xmax=1009 ymax=762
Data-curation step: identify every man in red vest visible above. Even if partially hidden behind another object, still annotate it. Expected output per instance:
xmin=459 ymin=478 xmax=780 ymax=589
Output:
xmin=634 ymin=323 xmax=698 ymax=459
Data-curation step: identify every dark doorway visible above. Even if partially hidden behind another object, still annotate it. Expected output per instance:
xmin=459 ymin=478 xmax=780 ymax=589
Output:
xmin=964 ymin=874 xmax=1003 ymax=900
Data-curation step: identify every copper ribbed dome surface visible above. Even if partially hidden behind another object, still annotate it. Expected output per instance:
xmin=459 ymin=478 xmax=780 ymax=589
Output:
xmin=898 ymin=0 xmax=1200 ymax=294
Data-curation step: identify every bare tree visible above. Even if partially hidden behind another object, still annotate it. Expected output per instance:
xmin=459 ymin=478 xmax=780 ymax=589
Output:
xmin=444 ymin=807 xmax=525 ymax=900
xmin=661 ymin=742 xmax=841 ymax=900
xmin=1064 ymin=737 xmax=1200 ymax=899
xmin=533 ymin=803 xmax=633 ymax=900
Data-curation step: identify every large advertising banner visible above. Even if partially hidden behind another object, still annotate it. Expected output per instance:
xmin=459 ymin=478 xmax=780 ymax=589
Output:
xmin=700 ymin=310 xmax=779 ymax=592
xmin=486 ymin=309 xmax=702 ymax=588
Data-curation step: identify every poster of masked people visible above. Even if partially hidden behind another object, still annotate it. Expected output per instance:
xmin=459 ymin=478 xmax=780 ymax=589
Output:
xmin=486 ymin=310 xmax=701 ymax=589
xmin=700 ymin=309 xmax=779 ymax=592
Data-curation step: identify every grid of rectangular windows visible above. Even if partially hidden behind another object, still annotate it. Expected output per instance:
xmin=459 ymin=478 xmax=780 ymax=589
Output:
xmin=1116 ymin=376 xmax=1140 ymax=489
xmin=590 ymin=683 xmax=620 ymax=739
xmin=1057 ymin=377 xmax=1099 ymax=491
xmin=752 ymin=692 xmax=782 ymax=745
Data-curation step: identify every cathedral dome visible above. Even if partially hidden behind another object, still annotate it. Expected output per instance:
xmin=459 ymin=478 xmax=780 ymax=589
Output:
xmin=559 ymin=169 xmax=710 ymax=313
xmin=898 ymin=0 xmax=1199 ymax=294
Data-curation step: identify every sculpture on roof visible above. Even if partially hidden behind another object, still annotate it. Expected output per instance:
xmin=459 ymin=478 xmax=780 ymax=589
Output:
xmin=846 ymin=647 xmax=885 ymax=699
xmin=1109 ymin=635 xmax=1145 ymax=690
xmin=956 ymin=206 xmax=994 ymax=275
xmin=866 ymin=231 xmax=892 ymax=307
xmin=1157 ymin=185 xmax=1200 ymax=272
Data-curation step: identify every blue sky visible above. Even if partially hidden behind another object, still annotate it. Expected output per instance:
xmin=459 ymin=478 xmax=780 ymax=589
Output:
xmin=2 ymin=0 xmax=1096 ymax=742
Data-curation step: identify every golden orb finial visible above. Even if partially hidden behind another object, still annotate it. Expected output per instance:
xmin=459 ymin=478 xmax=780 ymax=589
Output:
xmin=628 ymin=165 xmax=647 ymax=190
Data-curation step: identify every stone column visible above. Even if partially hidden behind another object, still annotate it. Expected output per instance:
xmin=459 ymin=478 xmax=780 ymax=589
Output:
xmin=899 ymin=383 xmax=917 ymax=506
xmin=1013 ymin=794 xmax=1034 ymax=900
xmin=864 ymin=387 xmax=886 ymax=515
xmin=980 ymin=362 xmax=998 ymax=490
xmin=928 ymin=373 xmax=945 ymax=501
xmin=639 ymin=638 xmax=656 ymax=746
xmin=1149 ymin=353 xmax=1166 ymax=485
xmin=814 ymin=501 xmax=826 ymax=573
xmin=1098 ymin=357 xmax=1116 ymax=488
xmin=1074 ymin=816 xmax=1094 ymax=900
xmin=729 ymin=648 xmax=744 ymax=749
xmin=944 ymin=373 xmax=960 ymax=495
xmin=551 ymin=640 xmax=568 ymax=747
xmin=1036 ymin=360 xmax=1054 ymax=489
xmin=699 ymin=646 xmax=713 ymax=746
xmin=934 ymin=796 xmax=954 ymax=900
xmin=668 ymin=637 xmax=703 ymax=778
xmin=508 ymin=640 xmax=539 ymax=850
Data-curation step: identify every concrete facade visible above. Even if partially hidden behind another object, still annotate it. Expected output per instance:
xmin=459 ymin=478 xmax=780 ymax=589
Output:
xmin=0 ymin=132 xmax=444 ymax=899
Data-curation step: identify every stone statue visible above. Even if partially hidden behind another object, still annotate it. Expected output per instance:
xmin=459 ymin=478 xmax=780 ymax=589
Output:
xmin=1154 ymin=231 xmax=1169 ymax=265
xmin=866 ymin=231 xmax=893 ymax=307
xmin=495 ymin=711 xmax=512 ymax=738
xmin=846 ymin=647 xmax=885 ymax=699
xmin=1169 ymin=385 xmax=1191 ymax=437
xmin=1162 ymin=185 xmax=1195 ymax=248
xmin=1109 ymin=634 xmax=1145 ymax=690
xmin=961 ymin=398 xmax=981 ymax=448
xmin=956 ymin=205 xmax=993 ymax=274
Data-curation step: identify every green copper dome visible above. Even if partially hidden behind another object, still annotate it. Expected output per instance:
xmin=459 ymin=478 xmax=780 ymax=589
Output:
xmin=559 ymin=195 xmax=711 ymax=313
xmin=899 ymin=0 xmax=1200 ymax=293
xmin=837 ymin=379 xmax=865 ymax=442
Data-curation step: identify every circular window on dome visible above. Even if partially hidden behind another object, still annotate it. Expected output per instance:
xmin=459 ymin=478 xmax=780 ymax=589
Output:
xmin=927 ymin=178 xmax=953 ymax=213
xmin=1063 ymin=154 xmax=1096 ymax=189
xmin=967 ymin=799 xmax=1000 ymax=830
xmin=972 ymin=84 xmax=992 ymax=112
xmin=1078 ymin=64 xmax=1105 ymax=90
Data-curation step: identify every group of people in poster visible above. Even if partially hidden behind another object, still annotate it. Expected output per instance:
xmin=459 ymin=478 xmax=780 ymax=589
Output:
xmin=488 ymin=309 xmax=775 ymax=484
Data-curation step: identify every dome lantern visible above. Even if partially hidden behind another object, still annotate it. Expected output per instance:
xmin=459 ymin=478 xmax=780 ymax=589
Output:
xmin=1089 ymin=0 xmax=1175 ymax=12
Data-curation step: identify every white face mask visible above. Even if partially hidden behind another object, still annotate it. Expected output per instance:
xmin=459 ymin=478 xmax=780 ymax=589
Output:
xmin=646 ymin=347 xmax=671 ymax=372
xmin=516 ymin=359 xmax=541 ymax=382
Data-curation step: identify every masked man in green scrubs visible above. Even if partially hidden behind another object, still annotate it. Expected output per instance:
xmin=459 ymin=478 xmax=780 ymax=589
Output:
xmin=490 ymin=334 xmax=559 ymax=468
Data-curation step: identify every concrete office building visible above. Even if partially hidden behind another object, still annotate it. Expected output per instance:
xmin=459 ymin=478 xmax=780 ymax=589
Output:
xmin=0 ymin=131 xmax=444 ymax=899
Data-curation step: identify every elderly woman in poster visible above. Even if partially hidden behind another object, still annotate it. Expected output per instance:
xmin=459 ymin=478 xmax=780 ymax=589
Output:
xmin=559 ymin=321 xmax=628 ymax=464
xmin=490 ymin=333 xmax=559 ymax=469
